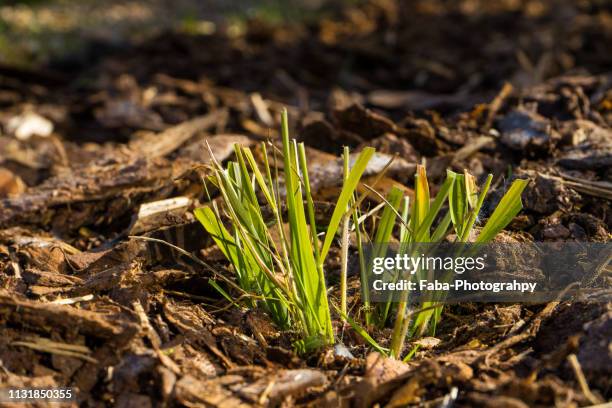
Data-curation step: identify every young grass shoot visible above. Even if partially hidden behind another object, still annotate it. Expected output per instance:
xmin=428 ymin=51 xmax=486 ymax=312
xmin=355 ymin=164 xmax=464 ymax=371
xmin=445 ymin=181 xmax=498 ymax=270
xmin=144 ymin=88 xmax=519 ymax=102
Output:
xmin=195 ymin=110 xmax=527 ymax=358
xmin=195 ymin=109 xmax=374 ymax=352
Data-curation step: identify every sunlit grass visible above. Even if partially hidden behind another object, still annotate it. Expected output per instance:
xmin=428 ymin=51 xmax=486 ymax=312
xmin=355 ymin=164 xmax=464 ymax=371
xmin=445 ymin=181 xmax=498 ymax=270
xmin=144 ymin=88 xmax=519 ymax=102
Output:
xmin=195 ymin=109 xmax=374 ymax=352
xmin=345 ymin=166 xmax=528 ymax=359
xmin=196 ymin=110 xmax=527 ymax=358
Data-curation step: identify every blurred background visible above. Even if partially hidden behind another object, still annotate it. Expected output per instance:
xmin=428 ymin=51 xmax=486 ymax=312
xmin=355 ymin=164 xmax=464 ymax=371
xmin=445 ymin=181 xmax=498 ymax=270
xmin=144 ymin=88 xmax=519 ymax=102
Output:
xmin=0 ymin=0 xmax=610 ymax=152
xmin=0 ymin=0 xmax=354 ymax=67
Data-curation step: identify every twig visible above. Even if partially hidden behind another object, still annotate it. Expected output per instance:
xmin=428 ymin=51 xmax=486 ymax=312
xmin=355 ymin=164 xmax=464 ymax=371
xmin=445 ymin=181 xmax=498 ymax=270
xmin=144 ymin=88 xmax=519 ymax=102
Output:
xmin=133 ymin=300 xmax=161 ymax=349
xmin=258 ymin=379 xmax=277 ymax=405
xmin=557 ymin=173 xmax=612 ymax=201
xmin=484 ymin=82 xmax=513 ymax=130
xmin=251 ymin=93 xmax=274 ymax=127
xmin=49 ymin=294 xmax=94 ymax=305
xmin=567 ymin=354 xmax=603 ymax=405
xmin=11 ymin=338 xmax=98 ymax=364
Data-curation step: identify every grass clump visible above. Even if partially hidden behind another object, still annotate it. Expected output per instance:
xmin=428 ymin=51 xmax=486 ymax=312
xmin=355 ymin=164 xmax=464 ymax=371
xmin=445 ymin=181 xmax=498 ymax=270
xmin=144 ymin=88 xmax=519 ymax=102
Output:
xmin=346 ymin=165 xmax=528 ymax=359
xmin=195 ymin=109 xmax=374 ymax=352
xmin=195 ymin=109 xmax=527 ymax=358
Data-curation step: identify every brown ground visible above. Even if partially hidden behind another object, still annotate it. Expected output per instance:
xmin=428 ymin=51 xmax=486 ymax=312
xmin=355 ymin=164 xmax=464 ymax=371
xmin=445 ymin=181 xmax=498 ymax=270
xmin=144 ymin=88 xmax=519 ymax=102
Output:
xmin=0 ymin=0 xmax=611 ymax=406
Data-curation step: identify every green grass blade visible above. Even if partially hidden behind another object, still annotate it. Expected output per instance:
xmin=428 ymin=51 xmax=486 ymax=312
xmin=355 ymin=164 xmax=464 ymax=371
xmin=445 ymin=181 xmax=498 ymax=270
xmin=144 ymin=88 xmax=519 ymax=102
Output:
xmin=243 ymin=146 xmax=276 ymax=209
xmin=460 ymin=174 xmax=492 ymax=242
xmin=298 ymin=143 xmax=323 ymax=266
xmin=297 ymin=142 xmax=333 ymax=339
xmin=321 ymin=146 xmax=375 ymax=261
xmin=414 ymin=171 xmax=456 ymax=242
xmin=280 ymin=109 xmax=332 ymax=343
xmin=340 ymin=146 xmax=351 ymax=319
xmin=409 ymin=165 xmax=430 ymax=243
xmin=194 ymin=206 xmax=255 ymax=293
xmin=431 ymin=211 xmax=452 ymax=242
xmin=209 ymin=279 xmax=241 ymax=308
xmin=373 ymin=187 xmax=403 ymax=326
xmin=464 ymin=171 xmax=479 ymax=209
xmin=334 ymin=305 xmax=389 ymax=355
xmin=373 ymin=186 xmax=403 ymax=248
xmin=402 ymin=345 xmax=420 ymax=362
xmin=448 ymin=172 xmax=467 ymax=238
xmin=194 ymin=206 xmax=245 ymax=271
xmin=352 ymin=205 xmax=371 ymax=326
xmin=399 ymin=196 xmax=410 ymax=243
xmin=476 ymin=179 xmax=529 ymax=243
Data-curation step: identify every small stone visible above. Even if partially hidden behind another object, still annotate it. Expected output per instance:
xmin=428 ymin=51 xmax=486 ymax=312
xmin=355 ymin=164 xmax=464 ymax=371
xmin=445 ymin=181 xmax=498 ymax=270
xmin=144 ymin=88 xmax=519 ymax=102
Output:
xmin=333 ymin=343 xmax=355 ymax=359
xmin=7 ymin=112 xmax=54 ymax=140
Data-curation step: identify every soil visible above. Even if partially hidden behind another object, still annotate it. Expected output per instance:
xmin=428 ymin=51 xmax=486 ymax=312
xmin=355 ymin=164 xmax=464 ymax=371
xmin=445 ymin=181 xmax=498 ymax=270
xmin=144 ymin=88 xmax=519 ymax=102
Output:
xmin=0 ymin=0 xmax=610 ymax=406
